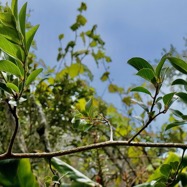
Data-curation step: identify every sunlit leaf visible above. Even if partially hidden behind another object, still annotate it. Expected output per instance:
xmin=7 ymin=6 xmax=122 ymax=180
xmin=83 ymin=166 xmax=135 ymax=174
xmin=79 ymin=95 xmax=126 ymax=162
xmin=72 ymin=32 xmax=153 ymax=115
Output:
xmin=167 ymin=57 xmax=187 ymax=74
xmin=26 ymin=24 xmax=39 ymax=51
xmin=77 ymin=14 xmax=87 ymax=26
xmin=100 ymin=71 xmax=110 ymax=81
xmin=6 ymin=82 xmax=19 ymax=92
xmin=25 ymin=68 xmax=43 ymax=86
xmin=0 ymin=12 xmax=16 ymax=29
xmin=11 ymin=0 xmax=18 ymax=20
xmin=108 ymin=84 xmax=124 ymax=93
xmin=127 ymin=57 xmax=154 ymax=71
xmin=131 ymin=86 xmax=152 ymax=97
xmin=19 ymin=2 xmax=27 ymax=37
xmin=0 ymin=35 xmax=24 ymax=62
xmin=165 ymin=121 xmax=187 ymax=131
xmin=51 ymin=157 xmax=100 ymax=187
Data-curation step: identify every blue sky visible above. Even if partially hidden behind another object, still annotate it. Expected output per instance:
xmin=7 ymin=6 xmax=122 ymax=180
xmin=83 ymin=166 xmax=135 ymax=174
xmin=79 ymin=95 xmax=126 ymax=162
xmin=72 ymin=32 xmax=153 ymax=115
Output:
xmin=2 ymin=0 xmax=187 ymax=109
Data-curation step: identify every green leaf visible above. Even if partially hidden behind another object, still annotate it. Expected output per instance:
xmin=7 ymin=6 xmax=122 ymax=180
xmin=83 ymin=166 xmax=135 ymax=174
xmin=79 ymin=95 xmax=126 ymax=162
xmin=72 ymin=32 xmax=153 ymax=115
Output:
xmin=127 ymin=57 xmax=154 ymax=71
xmin=176 ymin=92 xmax=187 ymax=104
xmin=0 ymin=83 xmax=12 ymax=94
xmin=85 ymin=98 xmax=93 ymax=113
xmin=0 ymin=60 xmax=22 ymax=77
xmin=11 ymin=0 xmax=18 ymax=20
xmin=167 ymin=57 xmax=187 ymax=74
xmin=0 ymin=23 xmax=20 ymax=44
xmin=130 ymin=86 xmax=152 ymax=97
xmin=170 ymin=109 xmax=184 ymax=118
xmin=25 ymin=68 xmax=43 ymax=86
xmin=77 ymin=14 xmax=87 ymax=26
xmin=155 ymin=53 xmax=170 ymax=78
xmin=136 ymin=68 xmax=156 ymax=82
xmin=51 ymin=157 xmax=99 ymax=186
xmin=6 ymin=82 xmax=19 ymax=92
xmin=58 ymin=33 xmax=64 ymax=40
xmin=0 ymin=12 xmax=16 ymax=29
xmin=108 ymin=84 xmax=124 ymax=94
xmin=131 ymin=98 xmax=149 ymax=112
xmin=19 ymin=3 xmax=27 ymax=37
xmin=100 ymin=71 xmax=110 ymax=81
xmin=78 ymin=2 xmax=87 ymax=12
xmin=160 ymin=164 xmax=171 ymax=177
xmin=0 ymin=35 xmax=24 ymax=62
xmin=163 ymin=92 xmax=175 ymax=107
xmin=172 ymin=79 xmax=187 ymax=86
xmin=26 ymin=24 xmax=39 ymax=51
xmin=165 ymin=121 xmax=187 ymax=131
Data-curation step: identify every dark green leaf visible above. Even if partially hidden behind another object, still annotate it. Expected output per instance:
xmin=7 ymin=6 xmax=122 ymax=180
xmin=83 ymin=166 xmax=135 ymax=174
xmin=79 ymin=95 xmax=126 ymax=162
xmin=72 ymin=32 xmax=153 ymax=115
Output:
xmin=176 ymin=92 xmax=187 ymax=104
xmin=0 ymin=12 xmax=16 ymax=29
xmin=25 ymin=68 xmax=43 ymax=86
xmin=127 ymin=57 xmax=154 ymax=71
xmin=0 ymin=60 xmax=22 ymax=77
xmin=163 ymin=92 xmax=175 ymax=106
xmin=0 ymin=35 xmax=24 ymax=62
xmin=167 ymin=57 xmax=187 ymax=74
xmin=170 ymin=109 xmax=184 ymax=118
xmin=160 ymin=164 xmax=171 ymax=177
xmin=78 ymin=2 xmax=87 ymax=12
xmin=19 ymin=3 xmax=27 ymax=37
xmin=165 ymin=121 xmax=187 ymax=131
xmin=130 ymin=86 xmax=152 ymax=97
xmin=100 ymin=71 xmax=110 ymax=81
xmin=155 ymin=53 xmax=170 ymax=78
xmin=85 ymin=98 xmax=93 ymax=113
xmin=6 ymin=82 xmax=19 ymax=92
xmin=26 ymin=24 xmax=39 ymax=51
xmin=172 ymin=79 xmax=187 ymax=86
xmin=136 ymin=68 xmax=155 ymax=82
xmin=77 ymin=14 xmax=87 ymax=26
xmin=0 ymin=83 xmax=12 ymax=94
xmin=58 ymin=34 xmax=64 ymax=40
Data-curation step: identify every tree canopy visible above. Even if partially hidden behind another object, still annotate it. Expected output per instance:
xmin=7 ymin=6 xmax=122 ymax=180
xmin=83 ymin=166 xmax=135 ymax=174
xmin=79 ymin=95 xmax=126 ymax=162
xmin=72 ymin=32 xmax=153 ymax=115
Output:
xmin=1 ymin=0 xmax=187 ymax=187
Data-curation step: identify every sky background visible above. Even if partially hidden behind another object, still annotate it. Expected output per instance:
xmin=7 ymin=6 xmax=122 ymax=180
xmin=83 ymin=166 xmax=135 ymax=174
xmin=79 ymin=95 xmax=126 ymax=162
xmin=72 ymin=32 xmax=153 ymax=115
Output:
xmin=2 ymin=0 xmax=187 ymax=111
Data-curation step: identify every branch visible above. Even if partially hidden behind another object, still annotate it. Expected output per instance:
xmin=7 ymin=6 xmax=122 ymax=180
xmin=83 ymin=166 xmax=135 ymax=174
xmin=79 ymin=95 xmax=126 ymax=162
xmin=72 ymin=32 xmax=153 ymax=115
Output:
xmin=5 ymin=102 xmax=19 ymax=155
xmin=0 ymin=140 xmax=187 ymax=160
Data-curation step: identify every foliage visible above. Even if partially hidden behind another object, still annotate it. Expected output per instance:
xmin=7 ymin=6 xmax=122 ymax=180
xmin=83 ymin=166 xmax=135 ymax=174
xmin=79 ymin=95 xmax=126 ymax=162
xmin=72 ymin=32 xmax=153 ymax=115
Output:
xmin=1 ymin=0 xmax=187 ymax=187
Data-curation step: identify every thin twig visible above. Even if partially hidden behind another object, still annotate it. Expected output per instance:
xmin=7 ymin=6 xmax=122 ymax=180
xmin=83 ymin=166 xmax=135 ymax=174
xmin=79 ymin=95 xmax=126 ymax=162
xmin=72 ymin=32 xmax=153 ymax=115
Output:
xmin=0 ymin=140 xmax=186 ymax=160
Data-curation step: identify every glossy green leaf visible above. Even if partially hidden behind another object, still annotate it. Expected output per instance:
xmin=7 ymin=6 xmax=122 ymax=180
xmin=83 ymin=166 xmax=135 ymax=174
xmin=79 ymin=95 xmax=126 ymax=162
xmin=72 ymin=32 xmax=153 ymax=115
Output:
xmin=26 ymin=24 xmax=39 ymax=51
xmin=176 ymin=92 xmax=187 ymax=104
xmin=6 ymin=82 xmax=19 ymax=92
xmin=127 ymin=57 xmax=154 ymax=71
xmin=0 ymin=60 xmax=22 ymax=77
xmin=25 ymin=68 xmax=43 ymax=86
xmin=51 ymin=157 xmax=99 ymax=186
xmin=165 ymin=121 xmax=187 ymax=131
xmin=11 ymin=0 xmax=18 ymax=20
xmin=163 ymin=92 xmax=175 ymax=106
xmin=167 ymin=57 xmax=187 ymax=74
xmin=0 ymin=35 xmax=24 ymax=62
xmin=131 ymin=98 xmax=149 ymax=112
xmin=131 ymin=86 xmax=152 ymax=96
xmin=19 ymin=3 xmax=27 ymax=37
xmin=136 ymin=68 xmax=155 ymax=82
xmin=0 ymin=23 xmax=20 ymax=44
xmin=100 ymin=71 xmax=110 ymax=81
xmin=155 ymin=53 xmax=170 ymax=77
xmin=172 ymin=79 xmax=187 ymax=86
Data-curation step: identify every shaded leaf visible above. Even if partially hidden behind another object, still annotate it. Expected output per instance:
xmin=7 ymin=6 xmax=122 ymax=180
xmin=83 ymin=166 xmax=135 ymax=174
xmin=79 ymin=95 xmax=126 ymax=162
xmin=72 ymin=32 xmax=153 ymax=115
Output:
xmin=165 ymin=121 xmax=187 ymax=131
xmin=127 ymin=57 xmax=154 ymax=71
xmin=26 ymin=25 xmax=39 ymax=51
xmin=0 ymin=60 xmax=22 ymax=77
xmin=176 ymin=92 xmax=187 ymax=104
xmin=0 ymin=12 xmax=16 ymax=29
xmin=172 ymin=79 xmax=187 ymax=86
xmin=170 ymin=109 xmax=184 ymax=118
xmin=136 ymin=68 xmax=155 ymax=82
xmin=167 ymin=57 xmax=187 ymax=74
xmin=163 ymin=92 xmax=175 ymax=107
xmin=131 ymin=98 xmax=149 ymax=112
xmin=160 ymin=164 xmax=171 ymax=177
xmin=130 ymin=86 xmax=152 ymax=97
xmin=0 ymin=83 xmax=12 ymax=94
xmin=25 ymin=68 xmax=43 ymax=86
